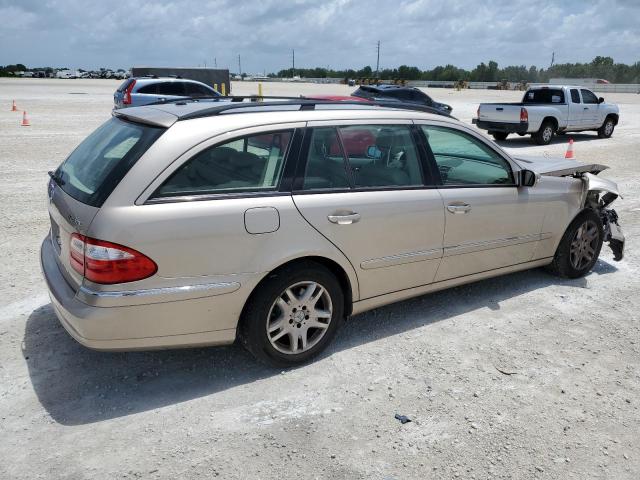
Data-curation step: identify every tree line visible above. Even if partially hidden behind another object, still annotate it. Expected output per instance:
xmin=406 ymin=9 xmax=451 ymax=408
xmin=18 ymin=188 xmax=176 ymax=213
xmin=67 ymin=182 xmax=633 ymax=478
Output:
xmin=275 ymin=56 xmax=640 ymax=83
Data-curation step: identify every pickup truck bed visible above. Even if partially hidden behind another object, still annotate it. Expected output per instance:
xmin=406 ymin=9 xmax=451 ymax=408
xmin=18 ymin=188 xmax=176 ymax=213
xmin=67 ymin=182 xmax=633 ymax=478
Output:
xmin=472 ymin=86 xmax=619 ymax=145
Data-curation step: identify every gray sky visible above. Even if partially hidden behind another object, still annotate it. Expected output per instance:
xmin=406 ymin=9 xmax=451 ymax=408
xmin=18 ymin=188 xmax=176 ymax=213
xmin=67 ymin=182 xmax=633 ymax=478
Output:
xmin=1 ymin=0 xmax=638 ymax=72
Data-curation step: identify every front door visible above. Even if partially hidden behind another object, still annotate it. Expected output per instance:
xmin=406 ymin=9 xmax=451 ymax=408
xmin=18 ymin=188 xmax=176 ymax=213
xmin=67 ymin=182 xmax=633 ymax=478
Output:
xmin=580 ymin=89 xmax=601 ymax=128
xmin=417 ymin=122 xmax=546 ymax=281
xmin=292 ymin=123 xmax=445 ymax=299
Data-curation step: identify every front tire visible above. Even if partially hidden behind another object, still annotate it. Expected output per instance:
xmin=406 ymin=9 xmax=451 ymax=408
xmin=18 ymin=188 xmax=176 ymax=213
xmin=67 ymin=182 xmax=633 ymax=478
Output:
xmin=546 ymin=209 xmax=604 ymax=278
xmin=532 ymin=120 xmax=555 ymax=145
xmin=239 ymin=262 xmax=344 ymax=367
xmin=597 ymin=117 xmax=615 ymax=138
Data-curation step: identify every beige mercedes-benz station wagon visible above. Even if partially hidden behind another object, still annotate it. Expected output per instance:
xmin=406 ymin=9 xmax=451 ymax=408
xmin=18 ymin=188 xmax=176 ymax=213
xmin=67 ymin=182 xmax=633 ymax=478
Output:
xmin=41 ymin=98 xmax=625 ymax=366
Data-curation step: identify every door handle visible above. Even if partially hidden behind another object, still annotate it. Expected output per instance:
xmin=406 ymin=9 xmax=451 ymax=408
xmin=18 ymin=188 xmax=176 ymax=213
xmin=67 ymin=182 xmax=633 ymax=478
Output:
xmin=584 ymin=107 xmax=589 ymax=110
xmin=328 ymin=212 xmax=361 ymax=225
xmin=447 ymin=203 xmax=472 ymax=214
xmin=496 ymin=107 xmax=504 ymax=111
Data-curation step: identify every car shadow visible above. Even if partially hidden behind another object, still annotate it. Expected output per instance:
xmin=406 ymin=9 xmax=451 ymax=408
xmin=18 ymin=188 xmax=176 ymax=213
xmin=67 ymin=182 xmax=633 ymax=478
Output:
xmin=496 ymin=132 xmax=602 ymax=149
xmin=23 ymin=259 xmax=617 ymax=426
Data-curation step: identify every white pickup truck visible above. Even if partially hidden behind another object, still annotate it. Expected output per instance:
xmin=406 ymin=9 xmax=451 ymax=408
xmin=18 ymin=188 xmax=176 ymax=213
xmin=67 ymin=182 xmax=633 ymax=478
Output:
xmin=472 ymin=85 xmax=619 ymax=145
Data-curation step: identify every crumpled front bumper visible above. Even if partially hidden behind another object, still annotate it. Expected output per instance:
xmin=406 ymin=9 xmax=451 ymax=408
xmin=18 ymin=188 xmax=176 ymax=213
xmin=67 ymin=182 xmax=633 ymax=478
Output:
xmin=602 ymin=209 xmax=624 ymax=261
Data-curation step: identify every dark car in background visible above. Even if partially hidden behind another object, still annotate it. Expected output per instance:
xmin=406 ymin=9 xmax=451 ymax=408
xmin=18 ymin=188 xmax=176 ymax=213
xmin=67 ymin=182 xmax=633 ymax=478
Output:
xmin=352 ymin=84 xmax=452 ymax=113
xmin=114 ymin=77 xmax=220 ymax=109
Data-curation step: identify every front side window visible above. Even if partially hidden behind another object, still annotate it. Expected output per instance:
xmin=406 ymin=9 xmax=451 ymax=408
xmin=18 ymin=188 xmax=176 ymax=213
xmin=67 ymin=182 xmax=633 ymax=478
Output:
xmin=422 ymin=126 xmax=513 ymax=185
xmin=154 ymin=130 xmax=293 ymax=198
xmin=570 ymin=89 xmax=581 ymax=103
xmin=581 ymin=89 xmax=599 ymax=104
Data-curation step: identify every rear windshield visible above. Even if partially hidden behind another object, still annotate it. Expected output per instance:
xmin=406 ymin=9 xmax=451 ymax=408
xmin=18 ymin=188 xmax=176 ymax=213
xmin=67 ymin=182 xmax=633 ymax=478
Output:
xmin=55 ymin=117 xmax=164 ymax=207
xmin=523 ymin=89 xmax=565 ymax=104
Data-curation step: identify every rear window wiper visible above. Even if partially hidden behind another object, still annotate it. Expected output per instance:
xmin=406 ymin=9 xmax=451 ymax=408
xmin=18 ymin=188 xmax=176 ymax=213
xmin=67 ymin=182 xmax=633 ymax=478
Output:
xmin=48 ymin=170 xmax=65 ymax=186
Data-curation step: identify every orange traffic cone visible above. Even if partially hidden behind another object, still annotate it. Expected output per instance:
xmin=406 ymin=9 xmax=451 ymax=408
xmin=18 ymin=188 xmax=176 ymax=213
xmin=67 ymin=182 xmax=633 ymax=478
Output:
xmin=564 ymin=138 xmax=575 ymax=159
xmin=21 ymin=111 xmax=31 ymax=126
xmin=11 ymin=100 xmax=18 ymax=111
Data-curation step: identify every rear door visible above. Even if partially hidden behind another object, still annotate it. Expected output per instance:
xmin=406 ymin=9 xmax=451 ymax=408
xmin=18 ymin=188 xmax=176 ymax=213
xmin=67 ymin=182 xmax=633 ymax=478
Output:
xmin=417 ymin=121 xmax=547 ymax=281
xmin=292 ymin=121 xmax=444 ymax=299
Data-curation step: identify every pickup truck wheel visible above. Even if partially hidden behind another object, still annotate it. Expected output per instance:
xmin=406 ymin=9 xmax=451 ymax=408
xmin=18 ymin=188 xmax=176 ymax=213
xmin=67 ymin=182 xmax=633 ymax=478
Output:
xmin=545 ymin=209 xmax=603 ymax=279
xmin=532 ymin=121 xmax=555 ymax=145
xmin=492 ymin=132 xmax=509 ymax=141
xmin=597 ymin=117 xmax=615 ymax=138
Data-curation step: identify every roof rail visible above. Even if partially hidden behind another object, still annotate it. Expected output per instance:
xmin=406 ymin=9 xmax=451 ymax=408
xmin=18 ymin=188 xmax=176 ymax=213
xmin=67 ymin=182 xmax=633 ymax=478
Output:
xmin=167 ymin=96 xmax=453 ymax=120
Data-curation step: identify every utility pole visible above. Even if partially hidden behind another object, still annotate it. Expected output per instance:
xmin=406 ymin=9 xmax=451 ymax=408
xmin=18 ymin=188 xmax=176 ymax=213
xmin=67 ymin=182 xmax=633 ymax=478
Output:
xmin=376 ymin=40 xmax=380 ymax=78
xmin=214 ymin=57 xmax=217 ymax=68
xmin=238 ymin=54 xmax=242 ymax=76
xmin=550 ymin=51 xmax=555 ymax=68
xmin=292 ymin=49 xmax=295 ymax=77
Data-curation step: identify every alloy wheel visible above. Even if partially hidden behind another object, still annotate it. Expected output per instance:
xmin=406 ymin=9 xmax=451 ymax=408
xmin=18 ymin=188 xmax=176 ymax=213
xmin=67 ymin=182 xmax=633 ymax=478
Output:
xmin=266 ymin=281 xmax=333 ymax=355
xmin=569 ymin=220 xmax=599 ymax=270
xmin=604 ymin=120 xmax=614 ymax=136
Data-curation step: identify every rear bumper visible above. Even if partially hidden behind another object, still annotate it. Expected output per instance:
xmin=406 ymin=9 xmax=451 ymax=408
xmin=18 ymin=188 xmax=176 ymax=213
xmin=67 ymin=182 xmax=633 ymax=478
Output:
xmin=473 ymin=119 xmax=529 ymax=134
xmin=40 ymin=235 xmax=241 ymax=351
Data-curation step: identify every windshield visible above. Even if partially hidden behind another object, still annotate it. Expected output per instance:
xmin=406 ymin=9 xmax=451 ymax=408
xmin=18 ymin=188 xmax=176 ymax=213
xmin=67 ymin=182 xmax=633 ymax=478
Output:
xmin=55 ymin=117 xmax=164 ymax=207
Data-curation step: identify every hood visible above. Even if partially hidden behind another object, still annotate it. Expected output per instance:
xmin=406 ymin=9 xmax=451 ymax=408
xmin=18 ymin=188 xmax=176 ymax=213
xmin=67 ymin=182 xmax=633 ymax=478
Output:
xmin=513 ymin=154 xmax=608 ymax=177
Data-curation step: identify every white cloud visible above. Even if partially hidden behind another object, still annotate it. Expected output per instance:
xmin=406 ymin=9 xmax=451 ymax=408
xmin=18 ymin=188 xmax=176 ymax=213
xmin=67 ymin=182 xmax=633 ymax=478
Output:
xmin=0 ymin=0 xmax=638 ymax=71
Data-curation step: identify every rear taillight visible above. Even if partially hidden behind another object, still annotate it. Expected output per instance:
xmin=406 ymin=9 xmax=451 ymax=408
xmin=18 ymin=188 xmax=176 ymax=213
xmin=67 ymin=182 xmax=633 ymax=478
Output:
xmin=123 ymin=79 xmax=136 ymax=105
xmin=70 ymin=233 xmax=157 ymax=284
xmin=520 ymin=107 xmax=528 ymax=123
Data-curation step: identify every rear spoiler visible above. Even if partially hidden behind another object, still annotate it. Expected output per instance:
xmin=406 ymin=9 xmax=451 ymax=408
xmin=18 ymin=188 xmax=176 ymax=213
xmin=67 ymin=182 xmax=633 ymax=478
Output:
xmin=112 ymin=107 xmax=177 ymax=128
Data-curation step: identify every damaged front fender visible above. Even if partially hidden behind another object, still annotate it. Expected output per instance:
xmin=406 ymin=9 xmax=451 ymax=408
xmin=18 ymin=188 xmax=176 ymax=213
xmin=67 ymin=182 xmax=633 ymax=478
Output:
xmin=582 ymin=173 xmax=624 ymax=261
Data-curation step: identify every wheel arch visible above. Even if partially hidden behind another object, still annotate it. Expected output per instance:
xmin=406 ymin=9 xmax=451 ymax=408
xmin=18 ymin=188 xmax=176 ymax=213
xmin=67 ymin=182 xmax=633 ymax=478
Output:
xmin=244 ymin=256 xmax=356 ymax=319
xmin=542 ymin=116 xmax=559 ymax=131
xmin=605 ymin=113 xmax=619 ymax=125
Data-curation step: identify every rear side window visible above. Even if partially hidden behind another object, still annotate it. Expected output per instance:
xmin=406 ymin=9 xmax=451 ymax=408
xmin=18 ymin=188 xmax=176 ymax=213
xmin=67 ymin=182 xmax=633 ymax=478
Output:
xmin=56 ymin=117 xmax=165 ymax=207
xmin=185 ymin=82 xmax=218 ymax=96
xmin=523 ymin=89 xmax=565 ymax=104
xmin=154 ymin=130 xmax=294 ymax=198
xmin=137 ymin=83 xmax=159 ymax=94
xmin=341 ymin=125 xmax=422 ymax=188
xmin=302 ymin=128 xmax=350 ymax=190
xmin=581 ymin=89 xmax=599 ymax=104
xmin=157 ymin=82 xmax=185 ymax=96
xmin=570 ymin=89 xmax=581 ymax=103
xmin=422 ymin=125 xmax=513 ymax=185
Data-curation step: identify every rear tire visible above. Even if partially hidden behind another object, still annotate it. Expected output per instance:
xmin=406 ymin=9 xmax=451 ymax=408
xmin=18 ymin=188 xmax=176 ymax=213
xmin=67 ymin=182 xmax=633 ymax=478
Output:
xmin=546 ymin=209 xmax=603 ymax=279
xmin=492 ymin=132 xmax=509 ymax=141
xmin=532 ymin=120 xmax=555 ymax=145
xmin=597 ymin=117 xmax=615 ymax=138
xmin=239 ymin=262 xmax=344 ymax=367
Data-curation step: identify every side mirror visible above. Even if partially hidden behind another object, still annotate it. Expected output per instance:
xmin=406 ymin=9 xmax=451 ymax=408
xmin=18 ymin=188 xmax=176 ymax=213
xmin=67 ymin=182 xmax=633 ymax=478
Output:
xmin=519 ymin=169 xmax=538 ymax=187
xmin=366 ymin=145 xmax=382 ymax=159
xmin=598 ymin=97 xmax=605 ymax=104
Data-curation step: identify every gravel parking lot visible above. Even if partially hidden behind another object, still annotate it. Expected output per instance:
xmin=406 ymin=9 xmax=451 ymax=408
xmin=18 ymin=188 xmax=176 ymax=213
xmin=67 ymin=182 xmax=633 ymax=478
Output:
xmin=1 ymin=78 xmax=638 ymax=479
